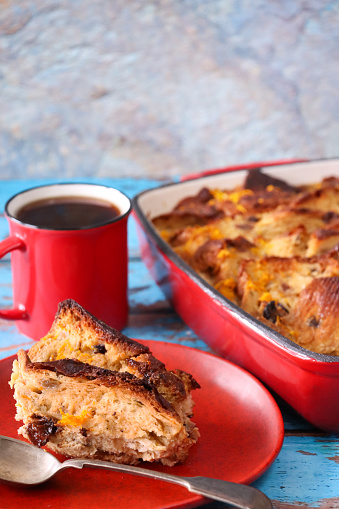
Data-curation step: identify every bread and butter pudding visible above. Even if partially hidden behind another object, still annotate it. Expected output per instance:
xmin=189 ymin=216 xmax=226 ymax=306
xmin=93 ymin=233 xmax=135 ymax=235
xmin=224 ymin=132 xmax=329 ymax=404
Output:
xmin=153 ymin=169 xmax=339 ymax=356
xmin=10 ymin=300 xmax=200 ymax=466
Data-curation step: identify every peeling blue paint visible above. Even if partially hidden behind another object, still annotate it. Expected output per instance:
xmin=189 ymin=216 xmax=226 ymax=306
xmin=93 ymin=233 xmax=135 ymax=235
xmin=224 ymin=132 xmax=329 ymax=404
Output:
xmin=253 ymin=436 xmax=339 ymax=505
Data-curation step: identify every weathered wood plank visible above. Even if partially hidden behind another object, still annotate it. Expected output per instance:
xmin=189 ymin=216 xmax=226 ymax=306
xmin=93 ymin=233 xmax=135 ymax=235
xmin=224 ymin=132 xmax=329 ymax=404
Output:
xmin=204 ymin=434 xmax=339 ymax=508
xmin=0 ymin=320 xmax=35 ymax=358
xmin=253 ymin=435 xmax=339 ymax=507
xmin=128 ymin=256 xmax=171 ymax=310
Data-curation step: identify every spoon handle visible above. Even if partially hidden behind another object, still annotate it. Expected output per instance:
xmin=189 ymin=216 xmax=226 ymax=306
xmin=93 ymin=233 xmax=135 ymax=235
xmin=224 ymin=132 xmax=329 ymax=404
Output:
xmin=62 ymin=458 xmax=272 ymax=509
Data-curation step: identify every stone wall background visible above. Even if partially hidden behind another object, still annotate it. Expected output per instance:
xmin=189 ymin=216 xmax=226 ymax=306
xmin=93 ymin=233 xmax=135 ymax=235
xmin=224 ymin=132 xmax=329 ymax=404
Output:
xmin=1 ymin=0 xmax=339 ymax=180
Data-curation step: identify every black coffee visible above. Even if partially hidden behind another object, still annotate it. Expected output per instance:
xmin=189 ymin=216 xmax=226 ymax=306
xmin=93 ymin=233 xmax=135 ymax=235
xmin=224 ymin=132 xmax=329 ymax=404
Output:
xmin=16 ymin=196 xmax=121 ymax=229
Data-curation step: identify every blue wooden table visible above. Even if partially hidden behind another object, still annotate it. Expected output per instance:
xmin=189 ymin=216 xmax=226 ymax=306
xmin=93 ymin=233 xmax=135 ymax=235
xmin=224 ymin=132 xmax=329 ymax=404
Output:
xmin=1 ymin=178 xmax=339 ymax=509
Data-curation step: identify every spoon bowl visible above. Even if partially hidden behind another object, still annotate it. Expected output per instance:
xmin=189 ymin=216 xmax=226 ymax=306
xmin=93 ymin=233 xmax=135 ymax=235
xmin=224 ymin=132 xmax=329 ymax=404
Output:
xmin=0 ymin=435 xmax=272 ymax=509
xmin=0 ymin=435 xmax=61 ymax=485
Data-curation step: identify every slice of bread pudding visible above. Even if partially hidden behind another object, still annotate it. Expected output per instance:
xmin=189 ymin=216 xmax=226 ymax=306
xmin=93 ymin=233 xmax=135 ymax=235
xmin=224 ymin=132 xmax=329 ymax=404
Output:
xmin=10 ymin=300 xmax=200 ymax=466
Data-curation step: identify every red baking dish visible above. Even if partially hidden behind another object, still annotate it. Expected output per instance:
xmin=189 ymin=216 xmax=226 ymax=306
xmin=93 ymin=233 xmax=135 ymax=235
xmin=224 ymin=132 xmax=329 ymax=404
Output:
xmin=132 ymin=158 xmax=339 ymax=433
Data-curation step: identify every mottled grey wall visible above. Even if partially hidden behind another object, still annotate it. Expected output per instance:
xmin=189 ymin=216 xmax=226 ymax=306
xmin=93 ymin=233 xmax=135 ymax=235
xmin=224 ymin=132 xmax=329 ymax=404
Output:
xmin=1 ymin=1 xmax=339 ymax=179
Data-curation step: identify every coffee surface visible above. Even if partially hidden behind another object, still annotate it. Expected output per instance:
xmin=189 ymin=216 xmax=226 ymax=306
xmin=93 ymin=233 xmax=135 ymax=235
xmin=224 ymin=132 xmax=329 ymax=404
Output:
xmin=16 ymin=196 xmax=121 ymax=229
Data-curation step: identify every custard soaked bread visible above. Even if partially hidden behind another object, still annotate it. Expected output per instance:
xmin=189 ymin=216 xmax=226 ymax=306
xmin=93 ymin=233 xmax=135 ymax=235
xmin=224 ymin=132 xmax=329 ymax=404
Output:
xmin=154 ymin=170 xmax=339 ymax=355
xmin=10 ymin=300 xmax=200 ymax=466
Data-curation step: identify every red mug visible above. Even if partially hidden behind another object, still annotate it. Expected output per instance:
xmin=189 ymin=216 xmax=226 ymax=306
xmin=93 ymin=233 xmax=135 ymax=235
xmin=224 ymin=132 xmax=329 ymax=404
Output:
xmin=0 ymin=183 xmax=132 ymax=339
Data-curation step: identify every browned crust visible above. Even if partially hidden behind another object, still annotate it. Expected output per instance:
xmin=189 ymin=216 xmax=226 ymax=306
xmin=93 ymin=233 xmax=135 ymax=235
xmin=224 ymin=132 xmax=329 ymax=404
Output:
xmin=238 ymin=190 xmax=297 ymax=213
xmin=152 ymin=205 xmax=225 ymax=227
xmin=239 ymin=251 xmax=339 ymax=276
xmin=295 ymin=277 xmax=339 ymax=325
xmin=313 ymin=228 xmax=339 ymax=240
xmin=291 ymin=185 xmax=339 ymax=208
xmin=32 ymin=300 xmax=200 ymax=406
xmin=193 ymin=237 xmax=255 ymax=275
xmin=172 ymin=369 xmax=201 ymax=391
xmin=152 ymin=170 xmax=339 ymax=355
xmin=322 ymin=176 xmax=339 ymax=187
xmin=242 ymin=168 xmax=298 ymax=193
xmin=266 ymin=206 xmax=326 ymax=221
xmin=269 ymin=277 xmax=339 ymax=354
xmin=193 ymin=239 xmax=225 ymax=273
xmin=55 ymin=300 xmax=149 ymax=357
xmin=24 ymin=352 xmax=177 ymax=416
xmin=125 ymin=354 xmax=201 ymax=403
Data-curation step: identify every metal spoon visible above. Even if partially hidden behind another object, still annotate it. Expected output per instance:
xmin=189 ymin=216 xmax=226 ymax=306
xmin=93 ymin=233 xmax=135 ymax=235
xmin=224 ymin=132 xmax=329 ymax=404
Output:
xmin=0 ymin=435 xmax=271 ymax=509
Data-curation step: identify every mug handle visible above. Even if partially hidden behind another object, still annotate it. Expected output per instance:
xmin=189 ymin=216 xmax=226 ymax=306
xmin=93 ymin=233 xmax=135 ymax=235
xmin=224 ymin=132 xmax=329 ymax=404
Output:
xmin=0 ymin=235 xmax=27 ymax=320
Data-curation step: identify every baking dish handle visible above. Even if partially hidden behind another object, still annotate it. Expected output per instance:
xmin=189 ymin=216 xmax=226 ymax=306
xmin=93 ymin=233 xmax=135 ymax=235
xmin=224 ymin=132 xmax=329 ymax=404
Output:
xmin=180 ymin=158 xmax=308 ymax=182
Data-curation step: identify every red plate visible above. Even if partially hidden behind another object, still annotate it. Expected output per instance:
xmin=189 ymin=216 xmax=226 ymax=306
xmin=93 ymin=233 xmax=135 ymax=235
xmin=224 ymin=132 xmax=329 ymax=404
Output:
xmin=0 ymin=341 xmax=283 ymax=509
